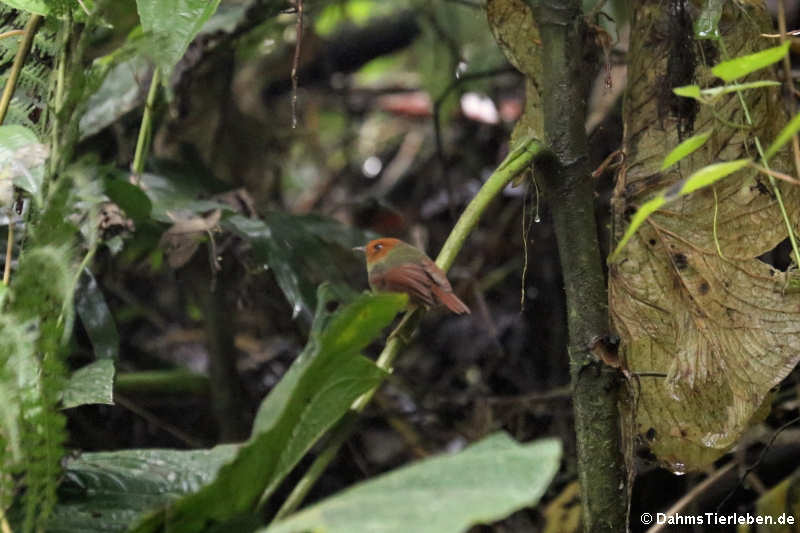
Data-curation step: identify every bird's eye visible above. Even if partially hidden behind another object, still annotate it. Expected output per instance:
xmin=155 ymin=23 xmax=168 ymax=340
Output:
xmin=374 ymin=243 xmax=383 ymax=251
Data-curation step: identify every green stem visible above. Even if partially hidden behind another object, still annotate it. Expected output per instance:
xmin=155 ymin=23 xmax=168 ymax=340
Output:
xmin=115 ymin=370 xmax=210 ymax=396
xmin=132 ymin=67 xmax=161 ymax=174
xmin=265 ymin=136 xmax=550 ymax=521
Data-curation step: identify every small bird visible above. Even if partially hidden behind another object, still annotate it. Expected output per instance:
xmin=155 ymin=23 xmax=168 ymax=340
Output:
xmin=355 ymin=238 xmax=470 ymax=314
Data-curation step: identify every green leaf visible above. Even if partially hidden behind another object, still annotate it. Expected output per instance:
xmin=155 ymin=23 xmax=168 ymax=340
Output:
xmin=674 ymin=81 xmax=780 ymax=103
xmin=609 ymin=195 xmax=666 ymax=262
xmin=61 ymin=359 xmax=115 ymax=409
xmin=0 ymin=0 xmax=48 ymax=14
xmin=224 ymin=213 xmax=373 ymax=322
xmin=766 ymin=110 xmax=800 ymax=161
xmin=136 ymin=0 xmax=222 ymax=72
xmin=677 ymin=159 xmax=751 ymax=196
xmin=129 ymin=286 xmax=406 ymax=533
xmin=672 ymin=85 xmax=702 ymax=100
xmin=75 ymin=269 xmax=119 ymax=359
xmin=694 ymin=0 xmax=724 ymax=40
xmin=661 ymin=130 xmax=712 ymax=170
xmin=712 ymin=42 xmax=790 ymax=82
xmin=104 ymin=178 xmax=153 ymax=222
xmin=263 ymin=433 xmax=562 ymax=533
xmin=46 ymin=446 xmax=239 ymax=533
xmin=0 ymin=124 xmax=46 ymax=204
xmin=137 ymin=173 xmax=229 ymax=223
xmin=610 ymin=159 xmax=750 ymax=261
xmin=80 ymin=56 xmax=152 ymax=139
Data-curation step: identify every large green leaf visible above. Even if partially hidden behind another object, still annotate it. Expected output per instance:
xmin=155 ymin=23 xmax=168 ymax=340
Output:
xmin=75 ymin=269 xmax=119 ymax=359
xmin=263 ymin=433 xmax=562 ymax=533
xmin=46 ymin=446 xmax=239 ymax=533
xmin=136 ymin=0 xmax=222 ymax=72
xmin=224 ymin=213 xmax=373 ymax=323
xmin=129 ymin=285 xmax=406 ymax=533
xmin=61 ymin=359 xmax=115 ymax=409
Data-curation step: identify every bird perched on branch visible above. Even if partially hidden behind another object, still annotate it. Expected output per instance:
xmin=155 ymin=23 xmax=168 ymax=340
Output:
xmin=355 ymin=238 xmax=470 ymax=315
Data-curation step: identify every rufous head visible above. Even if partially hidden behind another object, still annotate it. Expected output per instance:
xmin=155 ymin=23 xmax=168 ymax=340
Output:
xmin=356 ymin=238 xmax=401 ymax=265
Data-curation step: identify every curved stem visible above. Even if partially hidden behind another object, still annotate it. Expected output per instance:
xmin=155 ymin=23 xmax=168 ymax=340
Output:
xmin=0 ymin=15 xmax=41 ymax=125
xmin=266 ymin=136 xmax=550 ymax=521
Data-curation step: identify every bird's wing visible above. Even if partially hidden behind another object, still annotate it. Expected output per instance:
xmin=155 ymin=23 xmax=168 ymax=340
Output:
xmin=421 ymin=258 xmax=470 ymax=314
xmin=371 ymin=263 xmax=435 ymax=306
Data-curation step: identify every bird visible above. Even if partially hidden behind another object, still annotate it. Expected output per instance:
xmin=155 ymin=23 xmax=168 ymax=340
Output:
xmin=354 ymin=238 xmax=470 ymax=314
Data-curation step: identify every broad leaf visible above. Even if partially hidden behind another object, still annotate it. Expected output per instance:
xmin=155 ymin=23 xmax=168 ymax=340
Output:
xmin=224 ymin=213 xmax=373 ymax=323
xmin=61 ymin=359 xmax=115 ymax=409
xmin=136 ymin=0 xmax=222 ymax=72
xmin=711 ymin=41 xmax=790 ymax=82
xmin=263 ymin=433 xmax=562 ymax=533
xmin=75 ymin=269 xmax=119 ymax=359
xmin=46 ymin=446 xmax=239 ymax=533
xmin=612 ymin=4 xmax=800 ymax=471
xmin=129 ymin=286 xmax=406 ymax=533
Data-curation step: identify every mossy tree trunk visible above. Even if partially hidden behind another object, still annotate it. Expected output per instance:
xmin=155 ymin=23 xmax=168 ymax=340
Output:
xmin=488 ymin=1 xmax=629 ymax=531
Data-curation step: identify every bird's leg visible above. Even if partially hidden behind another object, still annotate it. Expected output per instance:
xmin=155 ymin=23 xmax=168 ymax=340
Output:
xmin=388 ymin=306 xmax=422 ymax=343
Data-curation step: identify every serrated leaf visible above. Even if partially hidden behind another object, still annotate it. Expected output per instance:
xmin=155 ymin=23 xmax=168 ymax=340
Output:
xmin=661 ymin=130 xmax=712 ymax=170
xmin=136 ymin=0 xmax=222 ymax=72
xmin=263 ymin=433 xmax=561 ymax=533
xmin=129 ymin=286 xmax=406 ymax=533
xmin=75 ymin=269 xmax=119 ymax=360
xmin=766 ymin=110 xmax=800 ymax=161
xmin=61 ymin=359 xmax=115 ymax=409
xmin=712 ymin=41 xmax=790 ymax=82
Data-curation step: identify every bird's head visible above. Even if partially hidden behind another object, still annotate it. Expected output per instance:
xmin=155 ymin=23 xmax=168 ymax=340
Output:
xmin=354 ymin=238 xmax=401 ymax=266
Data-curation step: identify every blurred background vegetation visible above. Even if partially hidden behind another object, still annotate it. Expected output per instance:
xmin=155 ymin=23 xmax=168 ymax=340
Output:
xmin=5 ymin=0 xmax=800 ymax=531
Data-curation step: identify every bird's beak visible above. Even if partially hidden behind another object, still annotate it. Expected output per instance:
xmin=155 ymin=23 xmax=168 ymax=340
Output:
xmin=352 ymin=246 xmax=366 ymax=253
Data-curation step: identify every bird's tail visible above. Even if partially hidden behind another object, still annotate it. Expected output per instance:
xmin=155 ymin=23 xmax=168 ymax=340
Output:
xmin=431 ymin=286 xmax=470 ymax=314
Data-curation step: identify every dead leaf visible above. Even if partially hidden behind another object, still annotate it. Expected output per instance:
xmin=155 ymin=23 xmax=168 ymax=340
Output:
xmin=160 ymin=209 xmax=221 ymax=269
xmin=611 ymin=3 xmax=800 ymax=471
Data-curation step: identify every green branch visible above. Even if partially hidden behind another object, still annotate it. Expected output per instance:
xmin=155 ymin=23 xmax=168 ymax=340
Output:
xmin=268 ymin=136 xmax=551 ymax=522
xmin=132 ymin=67 xmax=161 ymax=174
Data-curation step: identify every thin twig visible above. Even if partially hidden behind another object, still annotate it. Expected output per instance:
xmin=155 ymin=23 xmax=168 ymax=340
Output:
xmin=290 ymin=0 xmax=304 ymax=129
xmin=0 ymin=15 xmax=42 ymax=125
xmin=115 ymin=393 xmax=206 ymax=448
xmin=0 ymin=30 xmax=24 ymax=40
xmin=645 ymin=462 xmax=736 ymax=533
xmin=3 ymin=219 xmax=13 ymax=286
xmin=716 ymin=414 xmax=800 ymax=511
xmin=749 ymin=162 xmax=800 ymax=185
